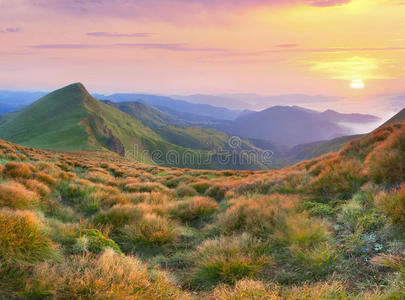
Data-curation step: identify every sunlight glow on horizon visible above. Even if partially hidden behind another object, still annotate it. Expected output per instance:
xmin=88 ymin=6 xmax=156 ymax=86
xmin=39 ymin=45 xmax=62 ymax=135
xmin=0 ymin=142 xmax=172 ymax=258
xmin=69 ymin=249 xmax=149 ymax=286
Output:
xmin=350 ymin=79 xmax=365 ymax=89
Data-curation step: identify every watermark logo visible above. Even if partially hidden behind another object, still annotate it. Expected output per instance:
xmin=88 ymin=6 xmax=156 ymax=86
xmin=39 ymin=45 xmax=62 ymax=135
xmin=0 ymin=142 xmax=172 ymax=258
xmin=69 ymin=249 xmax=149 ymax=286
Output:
xmin=127 ymin=136 xmax=274 ymax=168
xmin=228 ymin=136 xmax=242 ymax=149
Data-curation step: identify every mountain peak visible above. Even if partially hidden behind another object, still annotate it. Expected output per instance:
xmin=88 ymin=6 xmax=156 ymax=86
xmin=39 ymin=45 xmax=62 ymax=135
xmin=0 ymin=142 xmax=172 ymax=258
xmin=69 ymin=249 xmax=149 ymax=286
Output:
xmin=58 ymin=82 xmax=88 ymax=94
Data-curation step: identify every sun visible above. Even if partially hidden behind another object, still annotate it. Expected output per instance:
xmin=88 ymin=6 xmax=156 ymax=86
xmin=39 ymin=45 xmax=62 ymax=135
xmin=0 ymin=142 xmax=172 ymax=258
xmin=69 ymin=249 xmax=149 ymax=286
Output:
xmin=350 ymin=79 xmax=365 ymax=89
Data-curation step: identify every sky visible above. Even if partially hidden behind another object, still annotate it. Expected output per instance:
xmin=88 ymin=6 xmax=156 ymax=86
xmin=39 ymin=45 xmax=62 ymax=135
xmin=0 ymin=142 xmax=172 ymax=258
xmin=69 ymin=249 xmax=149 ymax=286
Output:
xmin=0 ymin=0 xmax=404 ymax=117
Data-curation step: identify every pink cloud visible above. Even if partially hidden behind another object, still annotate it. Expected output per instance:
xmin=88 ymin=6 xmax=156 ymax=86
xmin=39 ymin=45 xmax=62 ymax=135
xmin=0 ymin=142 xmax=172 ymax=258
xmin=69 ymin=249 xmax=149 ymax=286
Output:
xmin=87 ymin=32 xmax=152 ymax=38
xmin=275 ymin=44 xmax=299 ymax=48
xmin=0 ymin=27 xmax=20 ymax=33
xmin=310 ymin=0 xmax=350 ymax=7
xmin=29 ymin=43 xmax=227 ymax=52
xmin=25 ymin=0 xmax=353 ymax=22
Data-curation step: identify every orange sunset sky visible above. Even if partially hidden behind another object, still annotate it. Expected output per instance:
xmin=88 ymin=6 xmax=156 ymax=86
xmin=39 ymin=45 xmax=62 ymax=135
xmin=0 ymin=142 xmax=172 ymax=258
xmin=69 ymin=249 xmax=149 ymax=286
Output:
xmin=0 ymin=0 xmax=404 ymax=117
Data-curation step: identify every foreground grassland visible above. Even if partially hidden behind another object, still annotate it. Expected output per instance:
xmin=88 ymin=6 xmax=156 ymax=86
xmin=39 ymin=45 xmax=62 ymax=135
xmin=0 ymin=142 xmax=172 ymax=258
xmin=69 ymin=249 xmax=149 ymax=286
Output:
xmin=0 ymin=122 xmax=404 ymax=299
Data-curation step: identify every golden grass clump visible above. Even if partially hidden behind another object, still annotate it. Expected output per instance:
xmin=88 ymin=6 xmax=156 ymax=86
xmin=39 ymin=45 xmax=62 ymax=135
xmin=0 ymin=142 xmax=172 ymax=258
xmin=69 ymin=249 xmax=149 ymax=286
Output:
xmin=0 ymin=181 xmax=40 ymax=209
xmin=205 ymin=183 xmax=229 ymax=200
xmin=191 ymin=233 xmax=272 ymax=288
xmin=283 ymin=281 xmax=349 ymax=300
xmin=35 ymin=171 xmax=58 ymax=186
xmin=120 ymin=213 xmax=178 ymax=248
xmin=273 ymin=213 xmax=330 ymax=249
xmin=169 ymin=196 xmax=219 ymax=222
xmin=93 ymin=204 xmax=143 ymax=230
xmin=218 ymin=194 xmax=297 ymax=238
xmin=0 ymin=209 xmax=57 ymax=263
xmin=4 ymin=162 xmax=33 ymax=179
xmin=26 ymin=249 xmax=187 ymax=299
xmin=308 ymin=158 xmax=365 ymax=202
xmin=375 ymin=185 xmax=405 ymax=225
xmin=86 ymin=170 xmax=114 ymax=183
xmin=273 ymin=213 xmax=337 ymax=276
xmin=59 ymin=171 xmax=77 ymax=181
xmin=209 ymin=279 xmax=280 ymax=300
xmin=125 ymin=182 xmax=170 ymax=194
xmin=191 ymin=181 xmax=212 ymax=194
xmin=24 ymin=179 xmax=51 ymax=197
xmin=122 ymin=192 xmax=171 ymax=205
xmin=176 ymin=183 xmax=198 ymax=198
xmin=365 ymin=126 xmax=405 ymax=184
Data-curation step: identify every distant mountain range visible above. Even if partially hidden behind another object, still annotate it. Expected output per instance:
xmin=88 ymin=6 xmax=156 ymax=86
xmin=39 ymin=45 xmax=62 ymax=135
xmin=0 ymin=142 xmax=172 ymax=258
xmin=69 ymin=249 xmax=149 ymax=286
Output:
xmin=0 ymin=90 xmax=46 ymax=114
xmin=208 ymin=105 xmax=380 ymax=147
xmin=172 ymin=93 xmax=341 ymax=110
xmin=95 ymin=93 xmax=241 ymax=121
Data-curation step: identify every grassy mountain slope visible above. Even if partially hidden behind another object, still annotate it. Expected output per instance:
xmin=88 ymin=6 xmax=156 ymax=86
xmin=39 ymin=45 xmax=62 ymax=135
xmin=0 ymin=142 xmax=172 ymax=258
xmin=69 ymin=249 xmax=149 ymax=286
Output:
xmin=381 ymin=107 xmax=405 ymax=127
xmin=103 ymin=101 xmax=186 ymax=128
xmin=105 ymin=100 xmax=263 ymax=152
xmin=0 ymin=83 xmax=93 ymax=151
xmin=0 ymin=120 xmax=403 ymax=298
xmin=286 ymin=134 xmax=364 ymax=163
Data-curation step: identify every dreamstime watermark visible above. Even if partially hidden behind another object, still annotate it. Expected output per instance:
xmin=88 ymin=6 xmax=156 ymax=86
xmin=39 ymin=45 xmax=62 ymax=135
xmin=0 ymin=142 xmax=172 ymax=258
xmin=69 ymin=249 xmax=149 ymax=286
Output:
xmin=126 ymin=136 xmax=274 ymax=167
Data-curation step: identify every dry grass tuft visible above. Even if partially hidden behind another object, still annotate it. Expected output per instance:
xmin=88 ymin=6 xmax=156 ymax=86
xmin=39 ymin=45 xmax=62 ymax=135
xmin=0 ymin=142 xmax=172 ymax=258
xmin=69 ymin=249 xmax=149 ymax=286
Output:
xmin=176 ymin=184 xmax=198 ymax=198
xmin=0 ymin=209 xmax=57 ymax=263
xmin=26 ymin=249 xmax=188 ymax=299
xmin=24 ymin=179 xmax=51 ymax=197
xmin=170 ymin=196 xmax=219 ymax=222
xmin=191 ymin=233 xmax=272 ymax=288
xmin=0 ymin=181 xmax=40 ymax=209
xmin=120 ymin=213 xmax=178 ymax=248
xmin=375 ymin=185 xmax=405 ymax=225
xmin=218 ymin=194 xmax=297 ymax=238
xmin=4 ymin=162 xmax=33 ymax=179
xmin=209 ymin=279 xmax=280 ymax=300
xmin=35 ymin=171 xmax=58 ymax=186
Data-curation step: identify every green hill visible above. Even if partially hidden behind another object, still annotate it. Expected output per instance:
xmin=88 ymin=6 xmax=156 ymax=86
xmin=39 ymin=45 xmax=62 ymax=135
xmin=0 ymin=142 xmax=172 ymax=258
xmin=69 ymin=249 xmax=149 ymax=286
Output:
xmin=103 ymin=101 xmax=186 ymax=129
xmin=0 ymin=83 xmax=165 ymax=162
xmin=105 ymin=100 xmax=266 ymax=153
xmin=0 ymin=83 xmax=93 ymax=151
xmin=0 ymin=83 xmax=268 ymax=170
xmin=286 ymin=134 xmax=364 ymax=163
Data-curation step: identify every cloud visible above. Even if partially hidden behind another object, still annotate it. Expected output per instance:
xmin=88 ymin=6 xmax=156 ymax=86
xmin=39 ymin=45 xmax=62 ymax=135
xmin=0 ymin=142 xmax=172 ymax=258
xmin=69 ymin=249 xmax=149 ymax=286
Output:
xmin=30 ymin=44 xmax=101 ymax=49
xmin=310 ymin=0 xmax=350 ymax=7
xmin=262 ymin=46 xmax=405 ymax=54
xmin=23 ymin=0 xmax=353 ymax=22
xmin=275 ymin=44 xmax=299 ymax=48
xmin=310 ymin=56 xmax=389 ymax=80
xmin=87 ymin=32 xmax=152 ymax=38
xmin=0 ymin=27 xmax=20 ymax=33
xmin=29 ymin=43 xmax=227 ymax=52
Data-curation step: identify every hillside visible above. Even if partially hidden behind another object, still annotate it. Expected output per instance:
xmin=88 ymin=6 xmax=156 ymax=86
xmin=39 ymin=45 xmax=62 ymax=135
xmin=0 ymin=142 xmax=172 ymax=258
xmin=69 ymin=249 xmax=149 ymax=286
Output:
xmin=0 ymin=120 xmax=403 ymax=299
xmin=0 ymin=83 xmax=96 ymax=151
xmin=0 ymin=84 xmax=268 ymax=170
xmin=0 ymin=83 xmax=168 ymax=160
xmin=286 ymin=134 xmax=364 ymax=163
xmin=105 ymin=100 xmax=264 ymax=152
xmin=103 ymin=101 xmax=187 ymax=128
xmin=381 ymin=107 xmax=405 ymax=126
